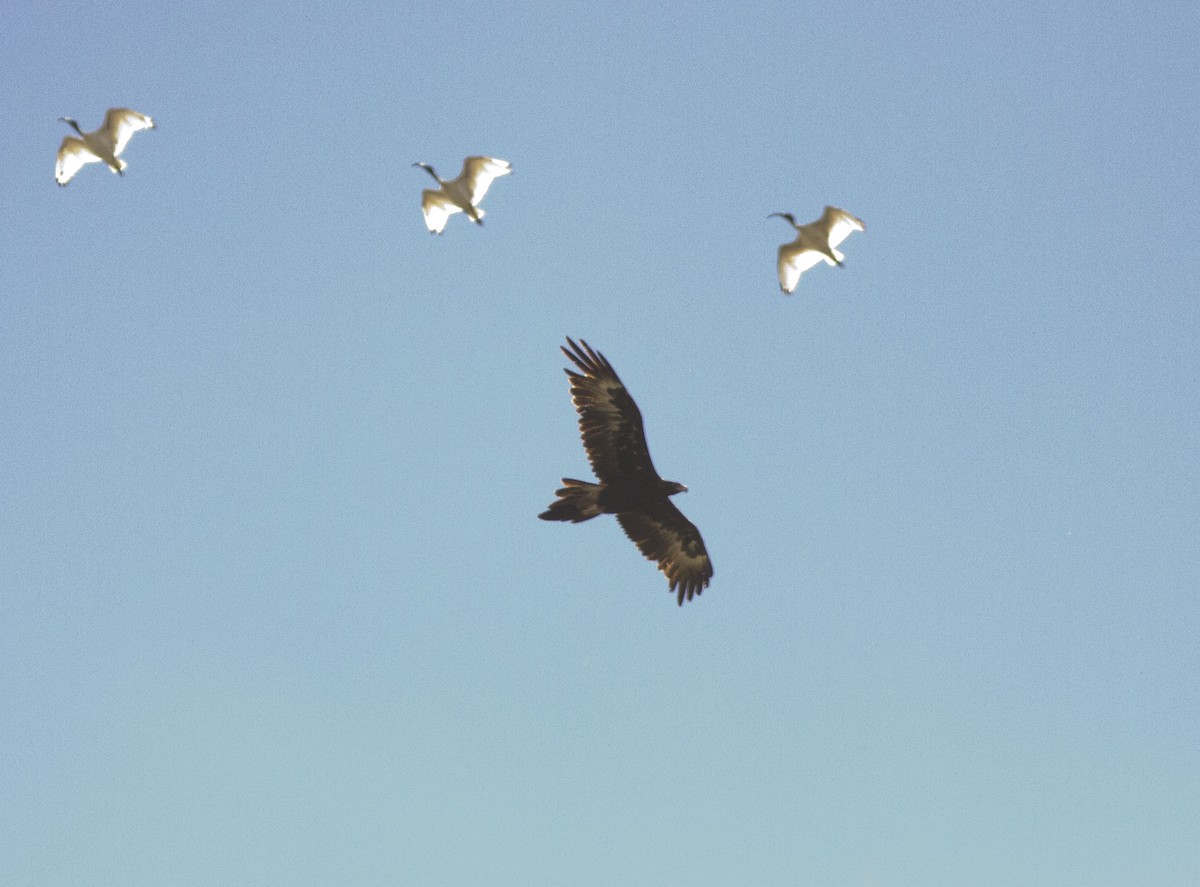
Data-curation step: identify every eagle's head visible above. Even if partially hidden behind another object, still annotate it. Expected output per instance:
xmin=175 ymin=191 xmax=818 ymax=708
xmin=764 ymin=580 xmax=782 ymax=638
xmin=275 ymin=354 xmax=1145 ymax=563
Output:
xmin=663 ymin=480 xmax=688 ymax=497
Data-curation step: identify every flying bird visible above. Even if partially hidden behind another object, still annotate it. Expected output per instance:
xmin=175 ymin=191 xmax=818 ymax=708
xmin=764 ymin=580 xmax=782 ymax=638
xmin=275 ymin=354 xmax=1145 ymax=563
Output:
xmin=539 ymin=338 xmax=713 ymax=605
xmin=55 ymin=108 xmax=156 ymax=186
xmin=769 ymin=206 xmax=865 ymax=294
xmin=412 ymin=156 xmax=512 ymax=234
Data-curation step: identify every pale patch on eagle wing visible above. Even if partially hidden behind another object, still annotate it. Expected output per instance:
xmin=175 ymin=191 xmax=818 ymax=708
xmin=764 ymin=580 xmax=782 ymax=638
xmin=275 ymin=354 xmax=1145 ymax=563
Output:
xmin=617 ymin=503 xmax=713 ymax=605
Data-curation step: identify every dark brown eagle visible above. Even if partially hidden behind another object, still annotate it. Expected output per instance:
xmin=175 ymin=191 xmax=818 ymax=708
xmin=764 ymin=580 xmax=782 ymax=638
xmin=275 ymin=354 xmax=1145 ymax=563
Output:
xmin=539 ymin=338 xmax=713 ymax=605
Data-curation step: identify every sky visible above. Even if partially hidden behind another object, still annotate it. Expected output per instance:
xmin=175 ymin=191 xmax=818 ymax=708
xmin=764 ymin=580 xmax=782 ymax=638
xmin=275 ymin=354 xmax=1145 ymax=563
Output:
xmin=1 ymin=1 xmax=1198 ymax=884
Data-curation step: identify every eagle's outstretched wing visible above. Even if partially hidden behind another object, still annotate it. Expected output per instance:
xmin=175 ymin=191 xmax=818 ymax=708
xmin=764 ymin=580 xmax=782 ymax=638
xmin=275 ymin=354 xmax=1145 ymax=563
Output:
xmin=560 ymin=337 xmax=659 ymax=484
xmin=617 ymin=502 xmax=713 ymax=605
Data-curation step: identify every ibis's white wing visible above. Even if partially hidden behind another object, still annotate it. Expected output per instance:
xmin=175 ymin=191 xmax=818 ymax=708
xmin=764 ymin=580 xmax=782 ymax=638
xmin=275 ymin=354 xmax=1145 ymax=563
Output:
xmin=461 ymin=156 xmax=511 ymax=205
xmin=420 ymin=190 xmax=462 ymax=234
xmin=778 ymin=243 xmax=826 ymax=294
xmin=55 ymin=136 xmax=101 ymax=185
xmin=821 ymin=206 xmax=865 ymax=250
xmin=103 ymin=108 xmax=155 ymax=157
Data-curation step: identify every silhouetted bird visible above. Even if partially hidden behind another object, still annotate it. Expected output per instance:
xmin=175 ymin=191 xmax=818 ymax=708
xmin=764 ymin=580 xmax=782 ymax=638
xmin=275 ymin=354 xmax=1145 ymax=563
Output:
xmin=540 ymin=338 xmax=713 ymax=605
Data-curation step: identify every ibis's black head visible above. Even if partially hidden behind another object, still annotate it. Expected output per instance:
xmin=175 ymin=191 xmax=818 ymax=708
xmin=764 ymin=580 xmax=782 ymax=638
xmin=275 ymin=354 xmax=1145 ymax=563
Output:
xmin=412 ymin=162 xmax=440 ymax=184
xmin=59 ymin=117 xmax=83 ymax=135
xmin=663 ymin=480 xmax=688 ymax=497
xmin=768 ymin=212 xmax=797 ymax=226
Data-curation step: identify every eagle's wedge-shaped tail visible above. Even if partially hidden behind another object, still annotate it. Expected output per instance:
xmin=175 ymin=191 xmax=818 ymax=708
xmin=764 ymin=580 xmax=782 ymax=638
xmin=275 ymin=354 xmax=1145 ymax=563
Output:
xmin=539 ymin=479 xmax=603 ymax=523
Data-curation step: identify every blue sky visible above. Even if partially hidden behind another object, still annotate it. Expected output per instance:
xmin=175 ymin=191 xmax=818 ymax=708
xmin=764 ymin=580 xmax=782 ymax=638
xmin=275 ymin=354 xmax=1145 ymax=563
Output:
xmin=2 ymin=1 xmax=1198 ymax=884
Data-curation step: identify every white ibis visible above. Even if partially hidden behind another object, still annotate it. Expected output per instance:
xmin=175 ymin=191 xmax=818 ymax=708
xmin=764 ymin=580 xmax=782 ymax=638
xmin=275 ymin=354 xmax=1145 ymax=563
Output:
xmin=412 ymin=156 xmax=511 ymax=234
xmin=769 ymin=206 xmax=865 ymax=294
xmin=55 ymin=108 xmax=156 ymax=186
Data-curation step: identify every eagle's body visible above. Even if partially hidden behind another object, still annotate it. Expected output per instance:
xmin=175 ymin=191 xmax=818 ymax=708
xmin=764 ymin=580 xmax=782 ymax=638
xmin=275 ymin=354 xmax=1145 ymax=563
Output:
xmin=540 ymin=338 xmax=712 ymax=605
xmin=596 ymin=477 xmax=685 ymax=514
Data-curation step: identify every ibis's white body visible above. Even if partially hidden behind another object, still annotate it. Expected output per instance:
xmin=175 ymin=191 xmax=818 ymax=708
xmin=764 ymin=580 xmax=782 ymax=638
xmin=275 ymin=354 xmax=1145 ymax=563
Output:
xmin=771 ymin=206 xmax=865 ymax=294
xmin=55 ymin=108 xmax=155 ymax=186
xmin=413 ymin=156 xmax=511 ymax=234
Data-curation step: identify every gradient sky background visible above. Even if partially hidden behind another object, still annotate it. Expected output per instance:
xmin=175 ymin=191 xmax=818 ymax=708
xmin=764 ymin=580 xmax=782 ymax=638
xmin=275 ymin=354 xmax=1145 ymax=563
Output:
xmin=2 ymin=1 xmax=1198 ymax=884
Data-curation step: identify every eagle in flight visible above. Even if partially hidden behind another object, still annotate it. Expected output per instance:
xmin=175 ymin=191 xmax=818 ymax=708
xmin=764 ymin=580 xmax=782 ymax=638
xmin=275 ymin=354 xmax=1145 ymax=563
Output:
xmin=539 ymin=338 xmax=713 ymax=605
